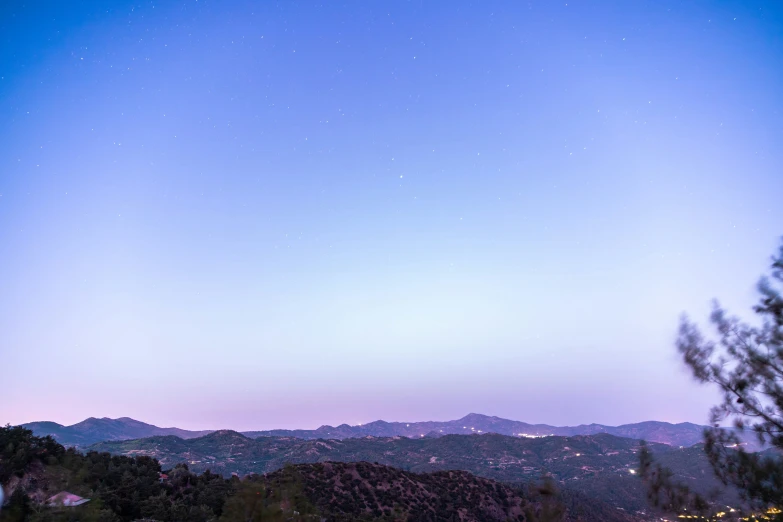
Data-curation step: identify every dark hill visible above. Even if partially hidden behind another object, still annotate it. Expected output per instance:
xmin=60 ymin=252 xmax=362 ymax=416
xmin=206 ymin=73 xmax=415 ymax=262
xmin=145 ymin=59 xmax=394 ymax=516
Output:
xmin=273 ymin=460 xmax=641 ymax=521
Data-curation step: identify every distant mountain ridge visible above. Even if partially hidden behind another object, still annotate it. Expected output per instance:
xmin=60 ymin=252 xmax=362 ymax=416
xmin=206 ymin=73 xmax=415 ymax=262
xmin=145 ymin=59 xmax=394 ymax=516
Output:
xmin=243 ymin=413 xmax=711 ymax=448
xmin=22 ymin=412 xmax=720 ymax=449
xmin=22 ymin=416 xmax=213 ymax=448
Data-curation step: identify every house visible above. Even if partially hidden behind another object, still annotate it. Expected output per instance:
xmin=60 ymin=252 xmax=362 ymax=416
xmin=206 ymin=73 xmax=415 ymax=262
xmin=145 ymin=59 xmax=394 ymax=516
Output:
xmin=46 ymin=492 xmax=90 ymax=507
xmin=158 ymin=473 xmax=169 ymax=483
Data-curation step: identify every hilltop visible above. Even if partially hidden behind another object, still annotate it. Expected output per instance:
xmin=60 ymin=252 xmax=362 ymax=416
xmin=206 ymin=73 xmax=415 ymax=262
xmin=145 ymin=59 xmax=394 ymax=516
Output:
xmin=265 ymin=460 xmax=641 ymax=521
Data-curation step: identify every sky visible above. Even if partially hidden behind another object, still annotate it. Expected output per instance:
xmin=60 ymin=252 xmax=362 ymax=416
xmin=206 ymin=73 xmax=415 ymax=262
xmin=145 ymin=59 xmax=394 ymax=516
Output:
xmin=1 ymin=0 xmax=782 ymax=431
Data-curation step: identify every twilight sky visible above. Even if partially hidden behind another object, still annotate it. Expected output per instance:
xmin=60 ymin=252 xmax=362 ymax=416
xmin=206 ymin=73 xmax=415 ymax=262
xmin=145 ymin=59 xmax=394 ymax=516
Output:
xmin=1 ymin=0 xmax=782 ymax=431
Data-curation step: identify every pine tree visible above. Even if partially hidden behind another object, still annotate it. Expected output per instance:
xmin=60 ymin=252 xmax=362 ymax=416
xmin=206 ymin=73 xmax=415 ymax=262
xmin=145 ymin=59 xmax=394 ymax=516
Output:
xmin=640 ymin=239 xmax=783 ymax=518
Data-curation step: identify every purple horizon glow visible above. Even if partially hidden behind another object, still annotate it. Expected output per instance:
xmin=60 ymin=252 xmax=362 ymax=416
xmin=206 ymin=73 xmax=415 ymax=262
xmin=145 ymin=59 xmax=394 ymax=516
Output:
xmin=1 ymin=1 xmax=782 ymax=432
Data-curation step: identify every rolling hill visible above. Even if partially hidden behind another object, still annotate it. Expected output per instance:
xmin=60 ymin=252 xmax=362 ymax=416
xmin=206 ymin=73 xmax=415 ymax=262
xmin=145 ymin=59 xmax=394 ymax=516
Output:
xmin=266 ymin=460 xmax=643 ymax=521
xmin=0 ymin=424 xmax=648 ymax=522
xmin=89 ymin=430 xmax=743 ymax=515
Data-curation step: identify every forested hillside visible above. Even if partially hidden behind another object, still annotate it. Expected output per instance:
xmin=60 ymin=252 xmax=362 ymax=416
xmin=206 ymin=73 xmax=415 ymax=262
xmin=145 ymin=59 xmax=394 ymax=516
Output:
xmin=89 ymin=430 xmax=743 ymax=515
xmin=0 ymin=426 xmax=649 ymax=521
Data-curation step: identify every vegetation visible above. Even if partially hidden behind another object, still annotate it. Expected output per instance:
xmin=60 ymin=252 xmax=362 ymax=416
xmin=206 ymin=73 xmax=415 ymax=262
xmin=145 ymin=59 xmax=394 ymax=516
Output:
xmin=640 ymin=240 xmax=783 ymax=519
xmin=1 ymin=427 xmax=64 ymax=484
xmin=219 ymin=468 xmax=318 ymax=522
xmin=1 ymin=426 xmax=643 ymax=521
xmin=254 ymin=461 xmax=637 ymax=522
xmin=90 ymin=428 xmax=741 ymax=515
xmin=1 ymin=426 xmax=230 ymax=522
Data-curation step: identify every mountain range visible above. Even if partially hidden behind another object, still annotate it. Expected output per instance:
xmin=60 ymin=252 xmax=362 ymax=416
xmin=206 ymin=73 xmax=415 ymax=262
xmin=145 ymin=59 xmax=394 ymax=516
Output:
xmin=88 ymin=430 xmax=742 ymax=515
xmin=22 ymin=413 xmax=721 ymax=449
xmin=0 ymin=424 xmax=650 ymax=521
xmin=243 ymin=413 xmax=712 ymax=447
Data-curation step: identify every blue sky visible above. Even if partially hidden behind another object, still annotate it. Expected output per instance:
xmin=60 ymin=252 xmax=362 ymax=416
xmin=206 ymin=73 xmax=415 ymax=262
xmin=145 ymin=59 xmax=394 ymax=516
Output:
xmin=1 ymin=0 xmax=782 ymax=430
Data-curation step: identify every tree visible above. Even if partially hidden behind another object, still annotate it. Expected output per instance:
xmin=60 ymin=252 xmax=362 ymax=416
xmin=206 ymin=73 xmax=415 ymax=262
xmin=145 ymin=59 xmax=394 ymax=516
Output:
xmin=524 ymin=477 xmax=566 ymax=522
xmin=1 ymin=486 xmax=32 ymax=522
xmin=0 ymin=425 xmax=63 ymax=484
xmin=640 ymin=239 xmax=783 ymax=518
xmin=219 ymin=467 xmax=317 ymax=522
